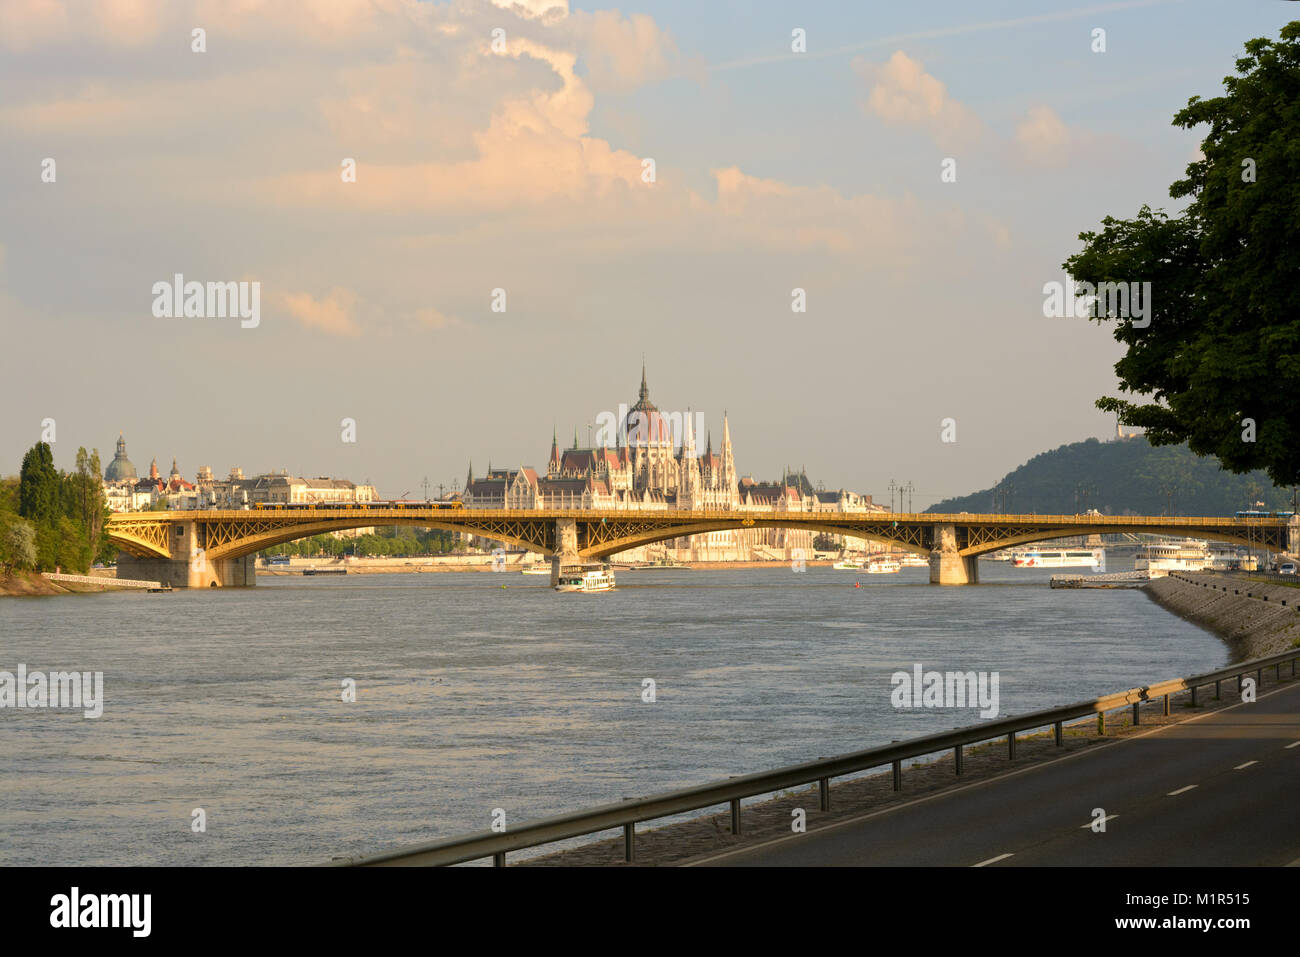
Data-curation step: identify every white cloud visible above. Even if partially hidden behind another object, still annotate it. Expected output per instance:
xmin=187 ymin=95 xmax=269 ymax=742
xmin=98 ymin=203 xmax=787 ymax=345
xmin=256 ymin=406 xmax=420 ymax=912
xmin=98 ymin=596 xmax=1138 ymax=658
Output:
xmin=853 ymin=51 xmax=983 ymax=150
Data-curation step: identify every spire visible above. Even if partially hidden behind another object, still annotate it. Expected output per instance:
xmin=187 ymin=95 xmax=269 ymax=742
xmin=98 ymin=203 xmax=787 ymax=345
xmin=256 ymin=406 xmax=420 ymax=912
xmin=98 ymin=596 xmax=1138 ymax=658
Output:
xmin=639 ymin=359 xmax=649 ymax=403
xmin=549 ymin=426 xmax=560 ymax=476
xmin=465 ymin=460 xmax=473 ymax=489
xmin=573 ymin=426 xmax=579 ymax=449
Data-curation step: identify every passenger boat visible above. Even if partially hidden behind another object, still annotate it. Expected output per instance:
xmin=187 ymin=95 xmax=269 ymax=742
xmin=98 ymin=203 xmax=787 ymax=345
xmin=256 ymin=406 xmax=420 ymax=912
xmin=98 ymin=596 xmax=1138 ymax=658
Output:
xmin=832 ymin=558 xmax=865 ymax=570
xmin=898 ymin=555 xmax=929 ymax=568
xmin=866 ymin=559 xmax=901 ymax=574
xmin=554 ymin=563 xmax=616 ymax=593
xmin=1134 ymin=541 xmax=1209 ymax=577
xmin=520 ymin=564 xmax=552 ymax=575
xmin=1012 ymin=548 xmax=1104 ymax=570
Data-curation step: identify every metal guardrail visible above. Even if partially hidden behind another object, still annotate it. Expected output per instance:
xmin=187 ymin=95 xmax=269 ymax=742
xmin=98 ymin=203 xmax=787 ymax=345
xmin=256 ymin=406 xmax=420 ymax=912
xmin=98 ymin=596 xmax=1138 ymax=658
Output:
xmin=333 ymin=645 xmax=1300 ymax=867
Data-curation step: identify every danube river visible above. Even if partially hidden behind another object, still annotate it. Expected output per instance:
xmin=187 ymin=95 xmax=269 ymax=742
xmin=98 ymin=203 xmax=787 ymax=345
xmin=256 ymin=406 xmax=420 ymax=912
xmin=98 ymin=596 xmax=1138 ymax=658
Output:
xmin=0 ymin=563 xmax=1224 ymax=865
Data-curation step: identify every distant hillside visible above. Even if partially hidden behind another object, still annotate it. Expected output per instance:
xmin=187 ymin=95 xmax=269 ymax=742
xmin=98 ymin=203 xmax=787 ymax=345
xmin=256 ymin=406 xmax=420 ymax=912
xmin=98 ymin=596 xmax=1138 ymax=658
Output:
xmin=925 ymin=438 xmax=1292 ymax=516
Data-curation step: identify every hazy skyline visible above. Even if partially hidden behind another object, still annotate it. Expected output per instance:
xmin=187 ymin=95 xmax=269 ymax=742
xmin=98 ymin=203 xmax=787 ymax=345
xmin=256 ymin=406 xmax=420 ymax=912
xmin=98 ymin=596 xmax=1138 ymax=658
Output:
xmin=3 ymin=0 xmax=1293 ymax=507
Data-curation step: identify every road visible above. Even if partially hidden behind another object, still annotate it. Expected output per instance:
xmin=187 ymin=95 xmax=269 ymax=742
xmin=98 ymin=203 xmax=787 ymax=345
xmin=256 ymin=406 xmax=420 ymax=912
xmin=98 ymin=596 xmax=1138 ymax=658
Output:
xmin=693 ymin=680 xmax=1300 ymax=866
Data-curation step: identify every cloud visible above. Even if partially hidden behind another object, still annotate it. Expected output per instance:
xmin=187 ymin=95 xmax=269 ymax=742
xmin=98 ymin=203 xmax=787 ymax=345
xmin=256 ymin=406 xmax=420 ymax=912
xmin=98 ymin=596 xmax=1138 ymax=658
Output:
xmin=568 ymin=10 xmax=684 ymax=92
xmin=853 ymin=51 xmax=983 ymax=150
xmin=279 ymin=288 xmax=362 ymax=337
xmin=1013 ymin=105 xmax=1075 ymax=167
xmin=0 ymin=0 xmax=990 ymax=341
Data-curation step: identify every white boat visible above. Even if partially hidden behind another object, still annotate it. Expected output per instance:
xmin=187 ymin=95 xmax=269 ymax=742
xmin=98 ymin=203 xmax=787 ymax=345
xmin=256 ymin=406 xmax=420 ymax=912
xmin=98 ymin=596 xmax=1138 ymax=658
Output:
xmin=554 ymin=564 xmax=616 ymax=593
xmin=1134 ymin=541 xmax=1209 ymax=577
xmin=521 ymin=564 xmax=551 ymax=575
xmin=866 ymin=559 xmax=901 ymax=574
xmin=1012 ymin=548 xmax=1104 ymax=570
xmin=898 ymin=555 xmax=929 ymax=568
xmin=832 ymin=558 xmax=865 ymax=570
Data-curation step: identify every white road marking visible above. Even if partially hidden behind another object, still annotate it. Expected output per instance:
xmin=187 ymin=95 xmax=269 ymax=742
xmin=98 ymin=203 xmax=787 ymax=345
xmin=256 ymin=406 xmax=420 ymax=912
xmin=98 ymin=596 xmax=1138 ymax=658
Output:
xmin=1234 ymin=760 xmax=1258 ymax=770
xmin=1167 ymin=784 xmax=1198 ymax=796
xmin=1081 ymin=814 xmax=1119 ymax=828
xmin=972 ymin=852 xmax=1014 ymax=867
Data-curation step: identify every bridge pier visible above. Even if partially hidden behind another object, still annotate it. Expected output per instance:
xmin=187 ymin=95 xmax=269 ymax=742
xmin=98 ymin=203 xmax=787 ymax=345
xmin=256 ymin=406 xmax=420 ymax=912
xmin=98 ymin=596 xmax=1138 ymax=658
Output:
xmin=550 ymin=518 xmax=579 ymax=587
xmin=117 ymin=520 xmax=256 ymax=588
xmin=930 ymin=524 xmax=978 ymax=585
xmin=117 ymin=552 xmax=256 ymax=588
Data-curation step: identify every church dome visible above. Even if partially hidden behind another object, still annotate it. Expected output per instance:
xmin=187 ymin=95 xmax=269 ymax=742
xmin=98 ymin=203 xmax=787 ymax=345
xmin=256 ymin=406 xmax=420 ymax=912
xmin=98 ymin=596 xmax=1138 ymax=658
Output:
xmin=105 ymin=433 xmax=137 ymax=482
xmin=625 ymin=365 xmax=673 ymax=446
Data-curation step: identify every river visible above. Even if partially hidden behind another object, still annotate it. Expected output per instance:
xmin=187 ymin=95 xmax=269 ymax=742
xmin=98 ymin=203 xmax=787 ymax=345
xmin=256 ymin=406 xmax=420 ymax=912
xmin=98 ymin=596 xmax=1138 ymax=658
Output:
xmin=0 ymin=562 xmax=1224 ymax=865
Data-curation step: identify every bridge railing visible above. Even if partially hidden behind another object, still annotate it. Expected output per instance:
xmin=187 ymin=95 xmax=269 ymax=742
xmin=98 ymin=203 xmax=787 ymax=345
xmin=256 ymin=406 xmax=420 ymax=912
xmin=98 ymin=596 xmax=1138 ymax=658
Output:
xmin=331 ymin=645 xmax=1300 ymax=867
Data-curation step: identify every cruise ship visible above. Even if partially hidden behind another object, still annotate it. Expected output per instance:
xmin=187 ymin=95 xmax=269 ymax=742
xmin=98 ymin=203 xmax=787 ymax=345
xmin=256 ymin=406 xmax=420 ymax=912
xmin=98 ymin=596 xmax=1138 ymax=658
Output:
xmin=1012 ymin=548 xmax=1105 ymax=570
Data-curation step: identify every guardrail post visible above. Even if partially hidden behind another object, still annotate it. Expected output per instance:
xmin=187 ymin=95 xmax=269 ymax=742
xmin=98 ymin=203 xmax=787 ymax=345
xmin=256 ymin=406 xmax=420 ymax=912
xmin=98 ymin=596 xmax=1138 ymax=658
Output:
xmin=819 ymin=777 xmax=830 ymax=811
xmin=1098 ymin=710 xmax=1105 ymax=736
xmin=1007 ymin=732 xmax=1016 ymax=760
xmin=624 ymin=823 xmax=635 ymax=863
xmin=1237 ymin=674 xmax=1243 ymax=694
xmin=1163 ymin=693 xmax=1170 ymax=717
xmin=892 ymin=759 xmax=901 ymax=790
xmin=1257 ymin=668 xmax=1262 ymax=688
xmin=492 ymin=852 xmax=506 ymax=867
xmin=1215 ymin=679 xmax=1221 ymax=700
xmin=1132 ymin=702 xmax=1140 ymax=726
xmin=1276 ymin=663 xmax=1281 ymax=680
xmin=730 ymin=799 xmax=742 ymax=835
xmin=1191 ymin=685 xmax=1198 ymax=707
xmin=954 ymin=744 xmax=963 ymax=774
xmin=1054 ymin=720 xmax=1063 ymax=746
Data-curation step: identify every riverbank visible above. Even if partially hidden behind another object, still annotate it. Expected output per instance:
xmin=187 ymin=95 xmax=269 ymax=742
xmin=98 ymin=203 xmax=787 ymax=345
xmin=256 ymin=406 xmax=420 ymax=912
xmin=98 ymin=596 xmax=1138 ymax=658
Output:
xmin=0 ymin=570 xmax=128 ymax=597
xmin=1143 ymin=571 xmax=1300 ymax=661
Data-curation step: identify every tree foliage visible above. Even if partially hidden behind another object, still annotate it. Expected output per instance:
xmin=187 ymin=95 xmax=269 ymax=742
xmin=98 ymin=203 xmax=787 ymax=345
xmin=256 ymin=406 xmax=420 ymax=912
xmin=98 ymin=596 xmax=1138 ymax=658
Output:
xmin=9 ymin=443 xmax=108 ymax=573
xmin=1063 ymin=22 xmax=1300 ymax=487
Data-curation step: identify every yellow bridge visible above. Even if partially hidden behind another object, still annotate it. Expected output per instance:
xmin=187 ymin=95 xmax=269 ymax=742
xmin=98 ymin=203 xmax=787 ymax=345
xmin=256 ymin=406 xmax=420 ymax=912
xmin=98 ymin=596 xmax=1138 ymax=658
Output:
xmin=104 ymin=508 xmax=1296 ymax=587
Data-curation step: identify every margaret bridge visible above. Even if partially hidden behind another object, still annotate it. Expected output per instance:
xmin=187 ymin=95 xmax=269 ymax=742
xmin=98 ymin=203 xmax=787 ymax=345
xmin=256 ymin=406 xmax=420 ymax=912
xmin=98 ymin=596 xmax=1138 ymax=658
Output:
xmin=102 ymin=507 xmax=1298 ymax=588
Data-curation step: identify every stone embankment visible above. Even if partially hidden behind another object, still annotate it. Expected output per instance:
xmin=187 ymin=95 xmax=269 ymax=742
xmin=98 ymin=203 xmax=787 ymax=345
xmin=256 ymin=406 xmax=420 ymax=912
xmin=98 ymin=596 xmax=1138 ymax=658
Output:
xmin=1144 ymin=571 xmax=1300 ymax=660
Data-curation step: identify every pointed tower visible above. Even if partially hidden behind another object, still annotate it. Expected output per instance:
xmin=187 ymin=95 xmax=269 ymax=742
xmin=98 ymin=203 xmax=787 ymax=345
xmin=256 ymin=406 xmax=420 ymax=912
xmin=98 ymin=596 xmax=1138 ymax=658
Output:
xmin=548 ymin=427 xmax=560 ymax=478
xmin=680 ymin=409 xmax=700 ymax=507
xmin=720 ymin=412 xmax=738 ymax=504
xmin=465 ymin=460 xmax=473 ymax=491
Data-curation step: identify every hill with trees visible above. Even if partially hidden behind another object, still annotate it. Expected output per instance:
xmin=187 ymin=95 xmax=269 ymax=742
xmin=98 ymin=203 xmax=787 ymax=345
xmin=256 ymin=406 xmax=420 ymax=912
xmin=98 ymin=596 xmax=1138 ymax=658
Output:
xmin=925 ymin=437 xmax=1293 ymax=516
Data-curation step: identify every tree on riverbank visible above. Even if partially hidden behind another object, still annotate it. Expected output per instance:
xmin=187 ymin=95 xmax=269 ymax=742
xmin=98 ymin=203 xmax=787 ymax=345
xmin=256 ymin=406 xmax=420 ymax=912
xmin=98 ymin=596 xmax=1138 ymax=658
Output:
xmin=9 ymin=442 xmax=110 ymax=573
xmin=1065 ymin=22 xmax=1300 ymax=488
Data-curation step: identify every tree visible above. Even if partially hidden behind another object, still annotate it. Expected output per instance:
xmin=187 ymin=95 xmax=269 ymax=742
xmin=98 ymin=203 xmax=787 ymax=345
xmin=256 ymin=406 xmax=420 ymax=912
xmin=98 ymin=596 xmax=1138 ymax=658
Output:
xmin=19 ymin=443 xmax=60 ymax=526
xmin=0 ymin=515 xmax=37 ymax=574
xmin=71 ymin=447 xmax=106 ymax=559
xmin=1064 ymin=22 xmax=1300 ymax=487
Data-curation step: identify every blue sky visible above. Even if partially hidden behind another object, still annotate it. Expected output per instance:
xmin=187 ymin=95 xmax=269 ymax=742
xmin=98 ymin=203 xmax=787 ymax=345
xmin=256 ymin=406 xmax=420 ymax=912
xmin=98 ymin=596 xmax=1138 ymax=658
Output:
xmin=1 ymin=0 xmax=1295 ymax=504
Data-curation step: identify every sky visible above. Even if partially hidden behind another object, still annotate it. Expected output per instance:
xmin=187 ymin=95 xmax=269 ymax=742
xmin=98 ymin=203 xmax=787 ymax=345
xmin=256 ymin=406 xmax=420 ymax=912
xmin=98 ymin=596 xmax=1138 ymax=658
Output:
xmin=1 ymin=0 xmax=1296 ymax=506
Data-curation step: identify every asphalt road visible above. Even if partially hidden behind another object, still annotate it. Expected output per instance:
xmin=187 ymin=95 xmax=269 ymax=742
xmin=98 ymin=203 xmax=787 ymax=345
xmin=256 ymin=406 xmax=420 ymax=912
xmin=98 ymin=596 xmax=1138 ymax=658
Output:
xmin=693 ymin=680 xmax=1300 ymax=866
